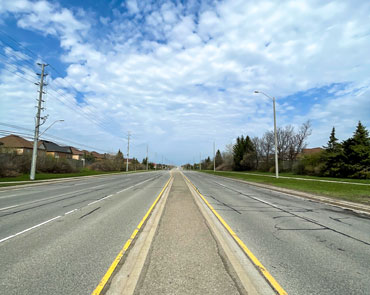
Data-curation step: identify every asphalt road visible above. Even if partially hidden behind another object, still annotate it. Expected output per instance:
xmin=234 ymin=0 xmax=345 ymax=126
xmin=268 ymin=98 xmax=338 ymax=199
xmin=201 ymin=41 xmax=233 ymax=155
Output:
xmin=183 ymin=171 xmax=370 ymax=295
xmin=0 ymin=171 xmax=170 ymax=295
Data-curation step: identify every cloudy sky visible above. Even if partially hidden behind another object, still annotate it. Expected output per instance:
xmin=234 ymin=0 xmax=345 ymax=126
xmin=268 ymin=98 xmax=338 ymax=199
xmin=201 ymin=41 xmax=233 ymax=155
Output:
xmin=0 ymin=0 xmax=369 ymax=165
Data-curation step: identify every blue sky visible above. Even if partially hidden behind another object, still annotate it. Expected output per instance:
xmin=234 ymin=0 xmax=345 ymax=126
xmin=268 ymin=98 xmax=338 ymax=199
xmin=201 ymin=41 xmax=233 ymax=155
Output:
xmin=0 ymin=0 xmax=369 ymax=165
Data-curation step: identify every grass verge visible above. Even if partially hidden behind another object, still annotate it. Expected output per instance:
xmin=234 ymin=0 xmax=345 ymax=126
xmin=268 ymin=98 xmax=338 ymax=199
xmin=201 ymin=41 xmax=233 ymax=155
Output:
xmin=202 ymin=170 xmax=370 ymax=205
xmin=0 ymin=169 xmax=148 ymax=186
xmin=235 ymin=171 xmax=370 ymax=184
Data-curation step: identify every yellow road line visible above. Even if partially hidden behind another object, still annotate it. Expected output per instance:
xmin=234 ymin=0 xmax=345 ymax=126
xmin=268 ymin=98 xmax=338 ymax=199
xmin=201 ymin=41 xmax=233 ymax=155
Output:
xmin=91 ymin=176 xmax=173 ymax=295
xmin=182 ymin=173 xmax=287 ymax=295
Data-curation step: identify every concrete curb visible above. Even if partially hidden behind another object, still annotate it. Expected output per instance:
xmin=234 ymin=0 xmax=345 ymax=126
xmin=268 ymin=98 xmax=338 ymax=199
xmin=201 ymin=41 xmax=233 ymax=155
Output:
xmin=211 ymin=173 xmax=370 ymax=215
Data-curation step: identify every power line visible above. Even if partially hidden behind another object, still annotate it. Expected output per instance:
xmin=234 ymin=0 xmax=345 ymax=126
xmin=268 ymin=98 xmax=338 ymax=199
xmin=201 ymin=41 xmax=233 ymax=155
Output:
xmin=0 ymin=51 xmax=37 ymax=78
xmin=44 ymin=88 xmax=117 ymax=134
xmin=0 ymin=65 xmax=37 ymax=84
xmin=0 ymin=128 xmax=112 ymax=154
xmin=0 ymin=32 xmax=124 ymax=137
xmin=0 ymin=123 xmax=112 ymax=153
xmin=0 ymin=30 xmax=41 ymax=62
xmin=0 ymin=32 xmax=129 ymax=152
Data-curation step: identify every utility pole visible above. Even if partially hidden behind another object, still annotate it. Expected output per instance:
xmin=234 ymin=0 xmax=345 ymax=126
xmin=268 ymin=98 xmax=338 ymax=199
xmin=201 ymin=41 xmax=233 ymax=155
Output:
xmin=162 ymin=155 xmax=163 ymax=170
xmin=30 ymin=63 xmax=48 ymax=180
xmin=213 ymin=141 xmax=216 ymax=172
xmin=199 ymin=152 xmax=202 ymax=170
xmin=126 ymin=132 xmax=130 ymax=172
xmin=146 ymin=144 xmax=149 ymax=171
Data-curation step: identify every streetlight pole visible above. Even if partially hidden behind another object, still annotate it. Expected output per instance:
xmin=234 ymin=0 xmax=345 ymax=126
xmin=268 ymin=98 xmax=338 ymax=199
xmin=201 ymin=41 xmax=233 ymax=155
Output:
xmin=254 ymin=90 xmax=279 ymax=178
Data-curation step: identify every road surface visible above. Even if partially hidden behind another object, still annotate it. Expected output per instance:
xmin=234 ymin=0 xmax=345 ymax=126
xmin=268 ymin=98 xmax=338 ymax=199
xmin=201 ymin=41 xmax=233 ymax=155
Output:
xmin=183 ymin=171 xmax=370 ymax=295
xmin=0 ymin=171 xmax=170 ymax=295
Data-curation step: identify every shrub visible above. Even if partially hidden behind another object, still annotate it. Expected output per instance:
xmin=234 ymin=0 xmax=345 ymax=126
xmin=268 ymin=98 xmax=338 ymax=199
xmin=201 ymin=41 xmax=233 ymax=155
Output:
xmin=89 ymin=160 xmax=115 ymax=171
xmin=294 ymin=152 xmax=324 ymax=176
xmin=216 ymin=162 xmax=233 ymax=171
xmin=36 ymin=155 xmax=77 ymax=173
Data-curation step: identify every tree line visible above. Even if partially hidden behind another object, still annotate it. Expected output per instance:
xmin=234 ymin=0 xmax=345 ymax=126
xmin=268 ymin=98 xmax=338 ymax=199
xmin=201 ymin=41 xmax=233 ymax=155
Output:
xmin=185 ymin=121 xmax=370 ymax=179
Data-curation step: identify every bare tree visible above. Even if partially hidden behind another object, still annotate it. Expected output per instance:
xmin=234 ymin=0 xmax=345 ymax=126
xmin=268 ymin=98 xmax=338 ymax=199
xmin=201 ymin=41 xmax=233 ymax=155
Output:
xmin=220 ymin=143 xmax=234 ymax=170
xmin=260 ymin=131 xmax=274 ymax=170
xmin=287 ymin=121 xmax=312 ymax=166
xmin=277 ymin=125 xmax=294 ymax=161
xmin=252 ymin=136 xmax=263 ymax=169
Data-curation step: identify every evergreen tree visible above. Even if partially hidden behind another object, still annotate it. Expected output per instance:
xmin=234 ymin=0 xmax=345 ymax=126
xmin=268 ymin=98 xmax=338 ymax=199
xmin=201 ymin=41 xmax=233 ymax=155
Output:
xmin=325 ymin=127 xmax=340 ymax=152
xmin=322 ymin=127 xmax=344 ymax=177
xmin=215 ymin=149 xmax=223 ymax=167
xmin=233 ymin=135 xmax=255 ymax=170
xmin=342 ymin=121 xmax=370 ymax=178
xmin=240 ymin=136 xmax=256 ymax=170
xmin=233 ymin=136 xmax=245 ymax=170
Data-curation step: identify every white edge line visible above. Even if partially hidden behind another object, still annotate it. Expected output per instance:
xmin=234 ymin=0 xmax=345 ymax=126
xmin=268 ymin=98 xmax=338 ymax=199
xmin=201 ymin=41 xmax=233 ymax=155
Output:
xmin=0 ymin=215 xmax=61 ymax=244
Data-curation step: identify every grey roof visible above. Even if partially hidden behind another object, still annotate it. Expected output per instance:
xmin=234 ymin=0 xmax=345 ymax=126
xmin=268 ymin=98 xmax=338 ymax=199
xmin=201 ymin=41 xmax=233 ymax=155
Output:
xmin=41 ymin=141 xmax=72 ymax=153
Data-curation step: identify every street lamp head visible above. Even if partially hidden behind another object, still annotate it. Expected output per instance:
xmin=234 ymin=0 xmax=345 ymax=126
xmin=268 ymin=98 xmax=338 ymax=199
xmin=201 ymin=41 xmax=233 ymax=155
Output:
xmin=254 ymin=90 xmax=259 ymax=93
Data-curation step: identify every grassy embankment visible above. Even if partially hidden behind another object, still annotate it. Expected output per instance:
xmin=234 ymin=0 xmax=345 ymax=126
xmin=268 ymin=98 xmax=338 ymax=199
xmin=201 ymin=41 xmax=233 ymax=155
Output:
xmin=0 ymin=169 xmax=147 ymax=187
xmin=202 ymin=170 xmax=370 ymax=205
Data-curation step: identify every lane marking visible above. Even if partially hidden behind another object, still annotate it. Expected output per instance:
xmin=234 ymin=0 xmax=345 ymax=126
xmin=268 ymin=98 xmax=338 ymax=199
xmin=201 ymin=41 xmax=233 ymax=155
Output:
xmin=65 ymin=209 xmax=77 ymax=215
xmin=88 ymin=200 xmax=100 ymax=206
xmin=183 ymin=173 xmax=287 ymax=295
xmin=0 ymin=184 xmax=107 ymax=211
xmin=0 ymin=176 xmax=163 ymax=244
xmin=91 ymin=176 xmax=173 ymax=295
xmin=0 ymin=175 xmax=156 ymax=212
xmin=86 ymin=178 xmax=156 ymax=207
xmin=0 ymin=216 xmax=61 ymax=244
xmin=0 ymin=204 xmax=18 ymax=211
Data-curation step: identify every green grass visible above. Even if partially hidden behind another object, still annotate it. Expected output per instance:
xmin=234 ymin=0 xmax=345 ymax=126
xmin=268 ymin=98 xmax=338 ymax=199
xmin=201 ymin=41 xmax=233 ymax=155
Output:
xmin=202 ymin=170 xmax=370 ymax=205
xmin=0 ymin=169 xmax=148 ymax=186
xmin=233 ymin=171 xmax=370 ymax=184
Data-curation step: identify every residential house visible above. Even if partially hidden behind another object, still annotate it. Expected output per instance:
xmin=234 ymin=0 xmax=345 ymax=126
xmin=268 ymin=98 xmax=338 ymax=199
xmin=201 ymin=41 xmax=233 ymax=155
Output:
xmin=70 ymin=147 xmax=85 ymax=161
xmin=302 ymin=147 xmax=324 ymax=155
xmin=0 ymin=134 xmax=46 ymax=155
xmin=41 ymin=140 xmax=72 ymax=159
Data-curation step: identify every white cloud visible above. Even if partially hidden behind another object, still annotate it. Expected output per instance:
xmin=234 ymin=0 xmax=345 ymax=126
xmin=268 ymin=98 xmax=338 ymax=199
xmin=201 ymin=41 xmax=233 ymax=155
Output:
xmin=0 ymin=0 xmax=370 ymax=163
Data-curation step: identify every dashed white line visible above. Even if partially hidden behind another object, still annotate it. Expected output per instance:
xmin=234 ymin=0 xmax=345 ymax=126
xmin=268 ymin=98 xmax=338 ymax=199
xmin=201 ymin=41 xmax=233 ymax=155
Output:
xmin=0 ymin=184 xmax=107 ymax=211
xmin=0 ymin=216 xmax=61 ymax=244
xmin=65 ymin=209 xmax=77 ymax=215
xmin=88 ymin=200 xmax=101 ymax=206
xmin=0 ymin=175 xmax=160 ymax=243
xmin=0 ymin=204 xmax=18 ymax=211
